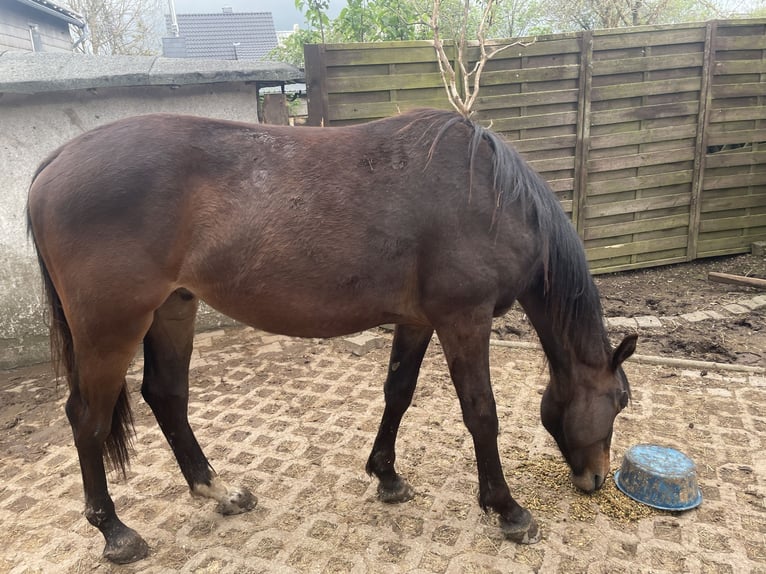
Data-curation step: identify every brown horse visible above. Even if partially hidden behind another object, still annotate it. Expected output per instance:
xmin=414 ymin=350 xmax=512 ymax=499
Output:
xmin=27 ymin=108 xmax=636 ymax=563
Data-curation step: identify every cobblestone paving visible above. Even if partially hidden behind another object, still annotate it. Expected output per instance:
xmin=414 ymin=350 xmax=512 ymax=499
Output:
xmin=0 ymin=327 xmax=764 ymax=573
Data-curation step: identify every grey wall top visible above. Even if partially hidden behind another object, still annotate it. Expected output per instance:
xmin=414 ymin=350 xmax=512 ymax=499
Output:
xmin=0 ymin=52 xmax=304 ymax=94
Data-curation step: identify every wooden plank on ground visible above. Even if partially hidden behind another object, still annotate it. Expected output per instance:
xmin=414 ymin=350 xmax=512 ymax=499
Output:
xmin=707 ymin=271 xmax=766 ymax=289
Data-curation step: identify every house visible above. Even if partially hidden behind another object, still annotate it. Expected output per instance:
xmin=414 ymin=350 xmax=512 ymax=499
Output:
xmin=0 ymin=0 xmax=85 ymax=53
xmin=163 ymin=8 xmax=278 ymax=61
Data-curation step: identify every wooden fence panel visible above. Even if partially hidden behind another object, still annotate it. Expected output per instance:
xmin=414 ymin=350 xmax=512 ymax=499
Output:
xmin=698 ymin=20 xmax=766 ymax=257
xmin=304 ymin=19 xmax=766 ymax=273
xmin=306 ymin=41 xmax=451 ymax=126
xmin=581 ymin=25 xmax=707 ymax=273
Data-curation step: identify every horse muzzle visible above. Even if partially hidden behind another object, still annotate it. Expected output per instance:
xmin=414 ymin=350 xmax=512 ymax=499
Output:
xmin=571 ymin=470 xmax=606 ymax=493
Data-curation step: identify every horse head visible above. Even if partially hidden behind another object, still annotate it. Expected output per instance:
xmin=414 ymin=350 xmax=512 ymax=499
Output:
xmin=540 ymin=334 xmax=637 ymax=492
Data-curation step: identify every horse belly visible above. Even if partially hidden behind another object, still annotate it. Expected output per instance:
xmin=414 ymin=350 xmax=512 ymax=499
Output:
xmin=191 ymin=267 xmax=422 ymax=339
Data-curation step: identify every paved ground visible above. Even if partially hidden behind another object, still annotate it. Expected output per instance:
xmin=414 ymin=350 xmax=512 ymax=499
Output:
xmin=0 ymin=327 xmax=764 ymax=573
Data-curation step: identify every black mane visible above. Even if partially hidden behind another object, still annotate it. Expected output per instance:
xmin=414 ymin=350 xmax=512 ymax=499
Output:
xmin=419 ymin=108 xmax=610 ymax=362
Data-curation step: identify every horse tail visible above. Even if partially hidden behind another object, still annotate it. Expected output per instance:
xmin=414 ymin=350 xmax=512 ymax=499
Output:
xmin=27 ymin=155 xmax=134 ymax=475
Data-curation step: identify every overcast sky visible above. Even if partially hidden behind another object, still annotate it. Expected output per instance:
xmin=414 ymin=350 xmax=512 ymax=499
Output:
xmin=170 ymin=0 xmax=345 ymax=31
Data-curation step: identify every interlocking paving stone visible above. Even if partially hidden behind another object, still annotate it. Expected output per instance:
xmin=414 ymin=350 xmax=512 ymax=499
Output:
xmin=634 ymin=315 xmax=663 ymax=328
xmin=0 ymin=326 xmax=764 ymax=573
xmin=723 ymin=304 xmax=750 ymax=315
xmin=680 ymin=311 xmax=713 ymax=323
xmin=606 ymin=317 xmax=639 ymax=329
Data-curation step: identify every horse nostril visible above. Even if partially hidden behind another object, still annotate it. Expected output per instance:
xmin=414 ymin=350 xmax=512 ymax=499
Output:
xmin=594 ymin=474 xmax=605 ymax=490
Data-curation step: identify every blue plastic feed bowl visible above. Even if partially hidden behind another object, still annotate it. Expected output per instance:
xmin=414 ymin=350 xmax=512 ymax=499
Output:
xmin=614 ymin=444 xmax=703 ymax=511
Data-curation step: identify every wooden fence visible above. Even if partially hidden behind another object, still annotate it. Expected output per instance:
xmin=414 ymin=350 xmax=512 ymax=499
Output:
xmin=304 ymin=19 xmax=766 ymax=273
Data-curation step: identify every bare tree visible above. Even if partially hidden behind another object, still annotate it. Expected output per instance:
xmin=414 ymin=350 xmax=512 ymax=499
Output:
xmin=430 ymin=0 xmax=530 ymax=117
xmin=66 ymin=0 xmax=162 ymax=55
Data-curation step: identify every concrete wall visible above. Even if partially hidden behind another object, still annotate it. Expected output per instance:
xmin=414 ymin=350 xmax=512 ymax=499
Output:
xmin=0 ymin=53 xmax=303 ymax=369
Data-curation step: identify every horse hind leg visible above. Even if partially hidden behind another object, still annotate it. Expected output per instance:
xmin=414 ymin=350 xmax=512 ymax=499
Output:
xmin=141 ymin=289 xmax=256 ymax=515
xmin=366 ymin=324 xmax=433 ymax=503
xmin=65 ymin=318 xmax=154 ymax=563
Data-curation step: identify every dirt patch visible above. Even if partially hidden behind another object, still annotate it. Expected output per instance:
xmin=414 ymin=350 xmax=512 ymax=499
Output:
xmin=493 ymin=252 xmax=766 ymax=366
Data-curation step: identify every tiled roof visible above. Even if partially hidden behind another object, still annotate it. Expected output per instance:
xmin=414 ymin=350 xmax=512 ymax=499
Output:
xmin=163 ymin=12 xmax=278 ymax=61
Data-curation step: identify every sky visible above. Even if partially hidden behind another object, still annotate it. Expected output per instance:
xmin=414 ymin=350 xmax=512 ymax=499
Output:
xmin=170 ymin=0 xmax=345 ymax=31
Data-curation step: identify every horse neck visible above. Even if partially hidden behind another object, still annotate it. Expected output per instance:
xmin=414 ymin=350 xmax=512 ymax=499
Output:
xmin=519 ymin=281 xmax=610 ymax=379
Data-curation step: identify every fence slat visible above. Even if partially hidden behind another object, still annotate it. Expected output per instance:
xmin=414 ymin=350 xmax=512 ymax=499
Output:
xmin=592 ymin=53 xmax=703 ymax=75
xmin=585 ymin=194 xmax=691 ymax=218
xmin=591 ymin=77 xmax=702 ymax=101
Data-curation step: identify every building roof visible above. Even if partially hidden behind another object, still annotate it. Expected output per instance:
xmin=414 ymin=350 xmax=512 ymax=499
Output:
xmin=13 ymin=0 xmax=86 ymax=28
xmin=164 ymin=11 xmax=278 ymax=61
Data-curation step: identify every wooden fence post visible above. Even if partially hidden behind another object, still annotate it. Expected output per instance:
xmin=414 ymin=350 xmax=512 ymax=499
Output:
xmin=305 ymin=43 xmax=329 ymax=126
xmin=687 ymin=21 xmax=717 ymax=261
xmin=573 ymin=31 xmax=593 ymax=236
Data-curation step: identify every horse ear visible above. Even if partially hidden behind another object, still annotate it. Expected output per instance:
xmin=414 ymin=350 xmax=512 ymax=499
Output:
xmin=611 ymin=334 xmax=637 ymax=371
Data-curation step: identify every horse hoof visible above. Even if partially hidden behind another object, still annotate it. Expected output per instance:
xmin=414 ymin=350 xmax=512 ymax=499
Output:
xmin=216 ymin=486 xmax=257 ymax=516
xmin=102 ymin=528 xmax=149 ymax=564
xmin=501 ymin=509 xmax=541 ymax=545
xmin=377 ymin=476 xmax=415 ymax=504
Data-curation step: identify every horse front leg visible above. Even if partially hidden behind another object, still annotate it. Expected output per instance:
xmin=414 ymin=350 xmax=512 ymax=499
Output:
xmin=141 ymin=290 xmax=256 ymax=515
xmin=435 ymin=314 xmax=541 ymax=544
xmin=366 ymin=324 xmax=433 ymax=503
